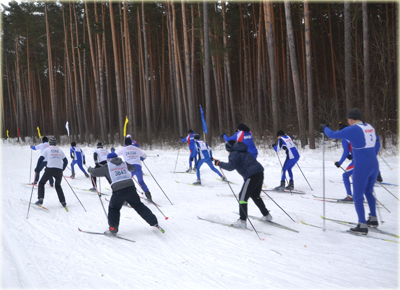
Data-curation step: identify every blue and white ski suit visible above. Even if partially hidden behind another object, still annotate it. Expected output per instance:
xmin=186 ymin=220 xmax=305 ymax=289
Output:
xmin=222 ymin=131 xmax=258 ymax=159
xmin=195 ymin=140 xmax=223 ymax=181
xmin=181 ymin=133 xmax=198 ymax=168
xmin=70 ymin=146 xmax=88 ymax=176
xmin=273 ymin=135 xmax=300 ymax=181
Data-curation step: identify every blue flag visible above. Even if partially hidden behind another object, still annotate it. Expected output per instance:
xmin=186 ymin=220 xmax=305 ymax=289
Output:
xmin=200 ymin=105 xmax=207 ymax=134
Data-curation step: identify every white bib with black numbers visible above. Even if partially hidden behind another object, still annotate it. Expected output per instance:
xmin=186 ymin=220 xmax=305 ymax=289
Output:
xmin=94 ymin=148 xmax=109 ymax=163
xmin=356 ymin=123 xmax=376 ymax=149
xmin=281 ymin=136 xmax=295 ymax=149
xmin=107 ymin=161 xmax=131 ymax=185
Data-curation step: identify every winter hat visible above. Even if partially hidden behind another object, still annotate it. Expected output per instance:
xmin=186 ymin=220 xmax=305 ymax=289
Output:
xmin=237 ymin=123 xmax=250 ymax=132
xmin=126 ymin=134 xmax=131 ymax=138
xmin=347 ymin=108 xmax=362 ymax=121
xmin=225 ymin=140 xmax=236 ymax=152
xmin=71 ymin=141 xmax=76 ymax=147
xmin=42 ymin=136 xmax=48 ymax=143
xmin=187 ymin=129 xmax=194 ymax=134
xmin=49 ymin=137 xmax=57 ymax=146
xmin=193 ymin=134 xmax=200 ymax=140
xmin=107 ymin=152 xmax=118 ymax=159
xmin=125 ymin=138 xmax=132 ymax=146
xmin=277 ymin=130 xmax=285 ymax=137
xmin=97 ymin=142 xmax=103 ymax=148
xmin=339 ymin=122 xmax=348 ymax=130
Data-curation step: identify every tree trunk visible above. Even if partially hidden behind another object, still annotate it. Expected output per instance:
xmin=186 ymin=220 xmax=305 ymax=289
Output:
xmin=328 ymin=3 xmax=339 ymax=120
xmin=203 ymin=1 xmax=211 ymax=141
xmin=363 ymin=2 xmax=370 ymax=122
xmin=344 ymin=2 xmax=353 ymax=111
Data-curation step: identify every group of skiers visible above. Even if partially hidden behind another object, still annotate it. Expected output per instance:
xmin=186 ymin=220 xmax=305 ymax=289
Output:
xmin=29 ymin=107 xmax=382 ymax=236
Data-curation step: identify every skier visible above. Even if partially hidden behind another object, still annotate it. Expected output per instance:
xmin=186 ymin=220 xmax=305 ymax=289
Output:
xmin=180 ymin=129 xmax=198 ymax=172
xmin=192 ymin=134 xmax=226 ymax=186
xmin=213 ymin=140 xmax=272 ymax=228
xmin=34 ymin=137 xmax=68 ymax=208
xmin=272 ymin=130 xmax=300 ymax=191
xmin=126 ymin=134 xmax=140 ymax=148
xmin=334 ymin=122 xmax=354 ymax=202
xmin=70 ymin=141 xmax=89 ymax=179
xmin=117 ymin=138 xmax=153 ymax=201
xmin=88 ymin=152 xmax=162 ymax=235
xmin=221 ymin=123 xmax=258 ymax=159
xmin=320 ymin=108 xmax=379 ymax=234
xmin=89 ymin=142 xmax=110 ymax=192
xmin=30 ymin=136 xmax=54 ymax=187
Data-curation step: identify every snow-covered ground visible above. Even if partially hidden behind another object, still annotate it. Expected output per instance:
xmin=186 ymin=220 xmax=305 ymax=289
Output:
xmin=1 ymin=139 xmax=399 ymax=289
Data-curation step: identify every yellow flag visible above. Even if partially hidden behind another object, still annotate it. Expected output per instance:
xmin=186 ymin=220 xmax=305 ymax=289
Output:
xmin=37 ymin=126 xmax=42 ymax=139
xmin=6 ymin=130 xmax=9 ymax=138
xmin=123 ymin=116 xmax=129 ymax=138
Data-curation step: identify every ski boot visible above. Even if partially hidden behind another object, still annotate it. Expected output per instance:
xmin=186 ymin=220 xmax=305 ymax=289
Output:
xmin=261 ymin=213 xmax=273 ymax=221
xmin=104 ymin=227 xmax=118 ymax=236
xmin=35 ymin=198 xmax=43 ymax=205
xmin=350 ymin=223 xmax=368 ymax=235
xmin=192 ymin=179 xmax=201 ymax=186
xmin=231 ymin=219 xmax=246 ymax=228
xmin=70 ymin=173 xmax=75 ymax=179
xmin=145 ymin=191 xmax=153 ymax=201
xmin=338 ymin=195 xmax=353 ymax=202
xmin=274 ymin=181 xmax=286 ymax=191
xmin=285 ymin=180 xmax=294 ymax=190
xmin=186 ymin=167 xmax=192 ymax=173
xmin=367 ymin=215 xmax=379 ymax=227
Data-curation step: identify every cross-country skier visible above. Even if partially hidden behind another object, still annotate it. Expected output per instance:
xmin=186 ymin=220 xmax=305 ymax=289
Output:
xmin=89 ymin=142 xmax=110 ymax=192
xmin=272 ymin=130 xmax=300 ymax=191
xmin=214 ymin=140 xmax=272 ymax=228
xmin=320 ymin=108 xmax=379 ymax=234
xmin=30 ymin=136 xmax=54 ymax=187
xmin=221 ymin=123 xmax=258 ymax=159
xmin=192 ymin=134 xmax=226 ymax=186
xmin=117 ymin=138 xmax=153 ymax=201
xmin=126 ymin=134 xmax=140 ymax=148
xmin=180 ymin=129 xmax=198 ymax=172
xmin=34 ymin=137 xmax=68 ymax=208
xmin=88 ymin=152 xmax=162 ymax=235
xmin=70 ymin=142 xmax=89 ymax=179
xmin=334 ymin=122 xmax=355 ymax=202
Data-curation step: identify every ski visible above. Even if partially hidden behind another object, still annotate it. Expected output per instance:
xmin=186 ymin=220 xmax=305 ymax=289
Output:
xmin=312 ymin=195 xmax=381 ymax=205
xmin=320 ymin=216 xmax=399 ymax=238
xmin=216 ymin=178 xmax=237 ymax=185
xmin=171 ymin=171 xmax=196 ymax=174
xmin=32 ymin=203 xmax=50 ymax=212
xmin=263 ymin=188 xmax=305 ymax=194
xmin=197 ymin=216 xmax=271 ymax=236
xmin=175 ymin=180 xmax=213 ymax=188
xmin=329 ymin=180 xmax=398 ymax=187
xmin=105 ymin=197 xmax=161 ymax=208
xmin=71 ymin=186 xmax=110 ymax=195
xmin=300 ymin=221 xmax=398 ymax=243
xmin=141 ymin=196 xmax=161 ymax=207
xmin=234 ymin=212 xmax=298 ymax=233
xmin=78 ymin=228 xmax=136 ymax=243
xmin=155 ymin=225 xmax=165 ymax=234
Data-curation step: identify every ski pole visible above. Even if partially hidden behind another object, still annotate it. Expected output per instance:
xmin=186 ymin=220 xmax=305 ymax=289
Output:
xmin=142 ymin=161 xmax=173 ymax=205
xmin=373 ymin=189 xmax=384 ymax=224
xmin=147 ymin=155 xmax=160 ymax=157
xmin=322 ymin=133 xmax=326 ymax=231
xmin=29 ymin=149 xmax=33 ymax=183
xmin=376 ymin=182 xmax=399 ymax=201
xmin=88 ymin=174 xmax=108 ymax=219
xmin=296 ymin=163 xmax=313 ymax=190
xmin=62 ymin=175 xmax=87 ymax=212
xmin=261 ymin=190 xmax=295 ymax=222
xmin=219 ymin=168 xmax=265 ymax=241
xmin=380 ymin=156 xmax=393 ymax=170
xmin=173 ymin=148 xmax=180 ymax=173
xmin=26 ymin=172 xmax=37 ymax=219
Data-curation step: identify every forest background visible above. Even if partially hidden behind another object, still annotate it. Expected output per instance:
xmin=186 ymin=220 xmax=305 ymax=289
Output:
xmin=1 ymin=1 xmax=398 ymax=149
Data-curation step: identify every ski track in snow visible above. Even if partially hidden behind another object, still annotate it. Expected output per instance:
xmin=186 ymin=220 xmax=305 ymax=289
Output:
xmin=1 ymin=141 xmax=399 ymax=289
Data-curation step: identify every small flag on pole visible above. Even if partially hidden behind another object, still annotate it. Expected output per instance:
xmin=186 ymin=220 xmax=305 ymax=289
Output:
xmin=200 ymin=105 xmax=207 ymax=134
xmin=123 ymin=116 xmax=129 ymax=137
xmin=66 ymin=121 xmax=70 ymax=136
xmin=37 ymin=126 xmax=42 ymax=139
xmin=6 ymin=130 xmax=9 ymax=139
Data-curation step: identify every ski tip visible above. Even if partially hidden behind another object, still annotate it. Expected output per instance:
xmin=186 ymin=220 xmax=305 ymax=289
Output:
xmin=165 ymin=217 xmax=169 ymax=220
xmin=260 ymin=238 xmax=265 ymax=241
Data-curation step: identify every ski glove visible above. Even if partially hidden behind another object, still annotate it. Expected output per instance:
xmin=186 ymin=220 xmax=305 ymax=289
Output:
xmin=30 ymin=145 xmax=36 ymax=150
xmin=272 ymin=143 xmax=276 ymax=148
xmin=347 ymin=154 xmax=353 ymax=160
xmin=221 ymin=133 xmax=226 ymax=138
xmin=319 ymin=124 xmax=328 ymax=133
xmin=334 ymin=161 xmax=340 ymax=168
xmin=111 ymin=147 xmax=115 ymax=153
xmin=214 ymin=159 xmax=220 ymax=166
xmin=83 ymin=159 xmax=86 ymax=165
xmin=140 ymin=157 xmax=145 ymax=161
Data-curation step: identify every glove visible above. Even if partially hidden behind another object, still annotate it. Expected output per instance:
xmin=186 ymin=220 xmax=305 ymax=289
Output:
xmin=214 ymin=159 xmax=220 ymax=166
xmin=334 ymin=161 xmax=340 ymax=168
xmin=272 ymin=143 xmax=276 ymax=148
xmin=180 ymin=136 xmax=183 ymax=139
xmin=221 ymin=133 xmax=225 ymax=138
xmin=140 ymin=157 xmax=145 ymax=161
xmin=347 ymin=154 xmax=353 ymax=160
xmin=34 ymin=167 xmax=39 ymax=172
xmin=30 ymin=145 xmax=36 ymax=150
xmin=319 ymin=124 xmax=328 ymax=133
xmin=111 ymin=147 xmax=115 ymax=153
xmin=83 ymin=159 xmax=86 ymax=165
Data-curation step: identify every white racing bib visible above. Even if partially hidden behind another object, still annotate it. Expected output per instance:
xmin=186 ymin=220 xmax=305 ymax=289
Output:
xmin=42 ymin=146 xmax=66 ymax=169
xmin=94 ymin=148 xmax=109 ymax=163
xmin=108 ymin=161 xmax=131 ymax=185
xmin=356 ymin=123 xmax=376 ymax=149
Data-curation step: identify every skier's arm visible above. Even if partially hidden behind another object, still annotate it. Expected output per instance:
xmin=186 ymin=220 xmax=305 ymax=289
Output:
xmin=94 ymin=152 xmax=99 ymax=164
xmin=223 ymin=132 xmax=238 ymax=142
xmin=62 ymin=157 xmax=68 ymax=171
xmin=34 ymin=156 xmax=45 ymax=172
xmin=218 ymin=154 xmax=238 ymax=172
xmin=70 ymin=148 xmax=75 ymax=159
xmin=338 ymin=140 xmax=349 ymax=165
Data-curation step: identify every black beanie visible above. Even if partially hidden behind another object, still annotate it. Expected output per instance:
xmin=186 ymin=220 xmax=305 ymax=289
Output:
xmin=193 ymin=134 xmax=200 ymax=140
xmin=225 ymin=140 xmax=236 ymax=152
xmin=97 ymin=142 xmax=103 ymax=148
xmin=50 ymin=137 xmax=57 ymax=146
xmin=125 ymin=138 xmax=132 ymax=146
xmin=237 ymin=123 xmax=250 ymax=132
xmin=187 ymin=129 xmax=194 ymax=134
xmin=42 ymin=136 xmax=48 ymax=143
xmin=71 ymin=141 xmax=76 ymax=147
xmin=347 ymin=108 xmax=362 ymax=120
xmin=277 ymin=130 xmax=285 ymax=137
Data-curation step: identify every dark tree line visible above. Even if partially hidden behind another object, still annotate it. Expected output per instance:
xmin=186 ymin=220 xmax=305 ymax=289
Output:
xmin=2 ymin=1 xmax=397 ymax=148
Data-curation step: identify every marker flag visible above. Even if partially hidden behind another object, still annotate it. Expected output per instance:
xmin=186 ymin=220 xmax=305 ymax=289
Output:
xmin=37 ymin=126 xmax=41 ymax=139
xmin=6 ymin=130 xmax=9 ymax=138
xmin=200 ymin=105 xmax=207 ymax=134
xmin=17 ymin=128 xmax=20 ymax=138
xmin=123 ymin=116 xmax=129 ymax=137
xmin=66 ymin=121 xmax=70 ymax=136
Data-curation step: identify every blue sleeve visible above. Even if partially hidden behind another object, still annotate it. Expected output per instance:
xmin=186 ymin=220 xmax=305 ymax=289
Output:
xmin=223 ymin=132 xmax=239 ymax=142
xmin=375 ymin=135 xmax=380 ymax=154
xmin=181 ymin=136 xmax=187 ymax=143
xmin=338 ymin=140 xmax=349 ymax=165
xmin=30 ymin=145 xmax=36 ymax=150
